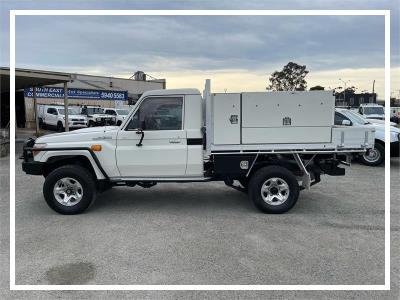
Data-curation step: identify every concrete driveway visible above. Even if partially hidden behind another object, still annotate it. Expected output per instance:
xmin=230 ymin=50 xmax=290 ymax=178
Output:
xmin=0 ymin=156 xmax=399 ymax=299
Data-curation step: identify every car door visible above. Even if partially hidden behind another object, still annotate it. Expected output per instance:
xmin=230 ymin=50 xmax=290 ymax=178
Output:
xmin=116 ymin=96 xmax=187 ymax=178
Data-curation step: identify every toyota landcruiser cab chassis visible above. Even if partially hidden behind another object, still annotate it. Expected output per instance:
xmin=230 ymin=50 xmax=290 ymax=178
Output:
xmin=22 ymin=80 xmax=375 ymax=215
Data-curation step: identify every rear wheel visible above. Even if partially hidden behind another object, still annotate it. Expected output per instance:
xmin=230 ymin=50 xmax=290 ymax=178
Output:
xmin=360 ymin=143 xmax=384 ymax=166
xmin=117 ymin=120 xmax=122 ymax=126
xmin=43 ymin=165 xmax=97 ymax=214
xmin=248 ymin=165 xmax=300 ymax=214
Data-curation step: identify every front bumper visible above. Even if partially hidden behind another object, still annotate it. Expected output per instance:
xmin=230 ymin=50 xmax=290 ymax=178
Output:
xmin=22 ymin=161 xmax=45 ymax=175
xmin=21 ymin=138 xmax=45 ymax=175
xmin=95 ymin=119 xmax=115 ymax=126
xmin=68 ymin=123 xmax=87 ymax=128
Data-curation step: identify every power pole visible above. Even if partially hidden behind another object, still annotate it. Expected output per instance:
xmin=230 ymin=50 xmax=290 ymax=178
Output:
xmin=339 ymin=78 xmax=350 ymax=106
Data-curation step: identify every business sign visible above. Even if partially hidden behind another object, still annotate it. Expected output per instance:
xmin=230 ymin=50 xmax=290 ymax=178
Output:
xmin=24 ymin=87 xmax=128 ymax=101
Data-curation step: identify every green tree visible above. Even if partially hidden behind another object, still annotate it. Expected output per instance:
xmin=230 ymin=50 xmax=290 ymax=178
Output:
xmin=334 ymin=86 xmax=357 ymax=96
xmin=309 ymin=85 xmax=325 ymax=91
xmin=267 ymin=62 xmax=309 ymax=91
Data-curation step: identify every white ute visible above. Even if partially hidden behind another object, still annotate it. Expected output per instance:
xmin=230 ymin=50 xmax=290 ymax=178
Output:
xmin=22 ymin=80 xmax=375 ymax=215
xmin=358 ymin=103 xmax=385 ymax=120
xmin=103 ymin=107 xmax=130 ymax=126
xmin=38 ymin=105 xmax=87 ymax=131
xmin=335 ymin=108 xmax=400 ymax=166
xmin=81 ymin=105 xmax=116 ymax=127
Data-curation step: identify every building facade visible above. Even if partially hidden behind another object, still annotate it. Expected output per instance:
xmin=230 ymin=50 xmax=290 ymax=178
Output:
xmin=20 ymin=72 xmax=166 ymax=128
xmin=335 ymin=92 xmax=377 ymax=107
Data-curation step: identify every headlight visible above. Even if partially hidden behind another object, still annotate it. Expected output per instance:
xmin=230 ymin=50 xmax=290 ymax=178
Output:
xmin=32 ymin=143 xmax=47 ymax=156
xmin=96 ymin=117 xmax=101 ymax=121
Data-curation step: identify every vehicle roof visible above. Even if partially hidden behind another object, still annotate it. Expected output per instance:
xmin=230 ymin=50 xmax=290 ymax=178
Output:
xmin=141 ymin=88 xmax=201 ymax=98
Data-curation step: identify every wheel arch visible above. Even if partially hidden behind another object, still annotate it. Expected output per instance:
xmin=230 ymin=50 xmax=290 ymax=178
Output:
xmin=374 ymin=139 xmax=385 ymax=147
xmin=247 ymin=158 xmax=302 ymax=179
xmin=41 ymin=152 xmax=106 ymax=180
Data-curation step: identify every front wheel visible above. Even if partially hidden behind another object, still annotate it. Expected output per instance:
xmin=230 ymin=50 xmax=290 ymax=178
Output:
xmin=360 ymin=143 xmax=384 ymax=166
xmin=248 ymin=165 xmax=300 ymax=214
xmin=43 ymin=165 xmax=97 ymax=214
xmin=57 ymin=121 xmax=64 ymax=132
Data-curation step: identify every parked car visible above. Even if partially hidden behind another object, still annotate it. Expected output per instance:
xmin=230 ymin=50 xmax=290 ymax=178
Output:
xmin=80 ymin=106 xmax=116 ymax=127
xmin=335 ymin=108 xmax=400 ymax=166
xmin=390 ymin=107 xmax=400 ymax=124
xmin=38 ymin=105 xmax=87 ymax=131
xmin=358 ymin=103 xmax=385 ymax=120
xmin=103 ymin=108 xmax=130 ymax=126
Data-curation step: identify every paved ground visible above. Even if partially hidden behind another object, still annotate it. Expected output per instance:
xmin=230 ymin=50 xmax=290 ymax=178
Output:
xmin=0 ymin=155 xmax=399 ymax=299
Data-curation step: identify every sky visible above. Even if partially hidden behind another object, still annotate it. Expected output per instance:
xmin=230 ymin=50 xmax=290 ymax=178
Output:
xmin=0 ymin=0 xmax=399 ymax=99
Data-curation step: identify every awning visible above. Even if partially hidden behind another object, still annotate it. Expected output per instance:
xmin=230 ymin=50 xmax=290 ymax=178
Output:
xmin=0 ymin=67 xmax=71 ymax=92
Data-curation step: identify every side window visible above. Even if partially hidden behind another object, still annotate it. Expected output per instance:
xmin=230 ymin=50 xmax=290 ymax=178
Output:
xmin=126 ymin=97 xmax=183 ymax=131
xmin=334 ymin=112 xmax=350 ymax=125
xmin=47 ymin=108 xmax=57 ymax=115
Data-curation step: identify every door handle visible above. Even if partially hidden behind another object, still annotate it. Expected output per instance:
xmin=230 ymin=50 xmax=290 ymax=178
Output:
xmin=169 ymin=140 xmax=181 ymax=144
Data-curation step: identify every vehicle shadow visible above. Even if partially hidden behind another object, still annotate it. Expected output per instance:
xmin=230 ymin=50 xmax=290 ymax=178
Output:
xmin=91 ymin=183 xmax=257 ymax=214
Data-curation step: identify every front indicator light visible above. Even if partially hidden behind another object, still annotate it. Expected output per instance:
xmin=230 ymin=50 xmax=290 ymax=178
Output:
xmin=32 ymin=143 xmax=47 ymax=156
xmin=91 ymin=144 xmax=102 ymax=152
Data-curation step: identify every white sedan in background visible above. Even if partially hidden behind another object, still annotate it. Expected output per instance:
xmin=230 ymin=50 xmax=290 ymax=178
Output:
xmin=335 ymin=108 xmax=400 ymax=166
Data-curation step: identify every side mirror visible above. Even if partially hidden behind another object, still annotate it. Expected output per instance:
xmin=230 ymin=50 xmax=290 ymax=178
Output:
xmin=342 ymin=120 xmax=351 ymax=126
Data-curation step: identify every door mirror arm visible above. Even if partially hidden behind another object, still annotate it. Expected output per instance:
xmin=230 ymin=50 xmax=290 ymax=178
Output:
xmin=136 ymin=128 xmax=144 ymax=147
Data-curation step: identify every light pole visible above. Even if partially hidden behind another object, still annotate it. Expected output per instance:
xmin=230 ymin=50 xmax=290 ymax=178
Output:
xmin=339 ymin=78 xmax=350 ymax=106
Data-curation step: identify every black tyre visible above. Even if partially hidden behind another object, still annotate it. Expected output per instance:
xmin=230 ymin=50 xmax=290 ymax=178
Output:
xmin=57 ymin=121 xmax=64 ymax=132
xmin=359 ymin=143 xmax=384 ymax=166
xmin=88 ymin=121 xmax=94 ymax=127
xmin=39 ymin=118 xmax=43 ymax=128
xmin=43 ymin=165 xmax=97 ymax=214
xmin=248 ymin=165 xmax=300 ymax=214
xmin=117 ymin=120 xmax=122 ymax=126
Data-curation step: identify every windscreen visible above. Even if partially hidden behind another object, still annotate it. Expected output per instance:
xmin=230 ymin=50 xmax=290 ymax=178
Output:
xmin=344 ymin=110 xmax=370 ymax=125
xmin=87 ymin=107 xmax=103 ymax=114
xmin=58 ymin=108 xmax=80 ymax=115
xmin=116 ymin=109 xmax=129 ymax=115
xmin=364 ymin=107 xmax=384 ymax=115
